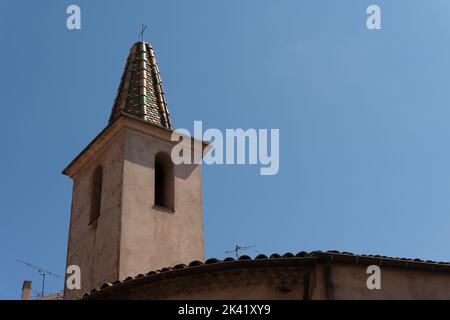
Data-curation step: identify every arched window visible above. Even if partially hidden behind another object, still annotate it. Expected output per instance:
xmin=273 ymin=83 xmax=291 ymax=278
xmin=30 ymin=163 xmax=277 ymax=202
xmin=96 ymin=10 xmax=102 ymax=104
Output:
xmin=154 ymin=152 xmax=174 ymax=210
xmin=90 ymin=166 xmax=103 ymax=224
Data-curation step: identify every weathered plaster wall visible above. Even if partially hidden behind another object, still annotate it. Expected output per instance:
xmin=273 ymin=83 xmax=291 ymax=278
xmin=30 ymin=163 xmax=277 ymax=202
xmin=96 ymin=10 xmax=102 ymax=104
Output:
xmin=64 ymin=134 xmax=124 ymax=299
xmin=331 ymin=263 xmax=450 ymax=299
xmin=119 ymin=128 xmax=204 ymax=279
xmin=64 ymin=118 xmax=206 ymax=299
xmin=87 ymin=266 xmax=306 ymax=300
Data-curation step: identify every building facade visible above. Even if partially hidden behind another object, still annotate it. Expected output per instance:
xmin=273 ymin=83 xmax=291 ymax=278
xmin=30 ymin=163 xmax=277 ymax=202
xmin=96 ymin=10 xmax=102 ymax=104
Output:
xmin=63 ymin=41 xmax=450 ymax=300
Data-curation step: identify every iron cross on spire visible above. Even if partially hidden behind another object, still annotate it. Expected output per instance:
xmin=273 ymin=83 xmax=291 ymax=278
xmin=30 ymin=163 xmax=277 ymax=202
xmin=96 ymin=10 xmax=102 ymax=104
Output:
xmin=139 ymin=24 xmax=148 ymax=41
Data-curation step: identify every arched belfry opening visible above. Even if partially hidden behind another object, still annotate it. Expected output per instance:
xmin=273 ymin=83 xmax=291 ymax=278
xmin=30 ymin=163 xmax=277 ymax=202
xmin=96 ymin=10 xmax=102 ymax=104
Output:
xmin=90 ymin=166 xmax=103 ymax=224
xmin=154 ymin=152 xmax=174 ymax=211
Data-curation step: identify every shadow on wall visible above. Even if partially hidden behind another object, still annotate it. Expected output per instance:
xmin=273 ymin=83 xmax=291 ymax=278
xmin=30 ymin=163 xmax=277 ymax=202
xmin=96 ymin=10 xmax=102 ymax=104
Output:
xmin=124 ymin=133 xmax=200 ymax=181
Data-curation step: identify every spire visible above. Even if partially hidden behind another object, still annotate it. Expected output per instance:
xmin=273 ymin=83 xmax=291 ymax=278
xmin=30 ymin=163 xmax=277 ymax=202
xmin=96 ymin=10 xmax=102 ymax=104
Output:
xmin=109 ymin=41 xmax=172 ymax=129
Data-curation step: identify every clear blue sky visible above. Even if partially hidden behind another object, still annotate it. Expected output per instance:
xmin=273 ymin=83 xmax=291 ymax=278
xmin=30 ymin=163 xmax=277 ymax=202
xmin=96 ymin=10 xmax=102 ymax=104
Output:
xmin=2 ymin=0 xmax=450 ymax=299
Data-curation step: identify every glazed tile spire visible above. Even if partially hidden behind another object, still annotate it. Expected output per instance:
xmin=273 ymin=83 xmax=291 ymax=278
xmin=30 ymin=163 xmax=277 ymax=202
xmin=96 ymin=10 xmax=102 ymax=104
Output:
xmin=109 ymin=41 xmax=172 ymax=129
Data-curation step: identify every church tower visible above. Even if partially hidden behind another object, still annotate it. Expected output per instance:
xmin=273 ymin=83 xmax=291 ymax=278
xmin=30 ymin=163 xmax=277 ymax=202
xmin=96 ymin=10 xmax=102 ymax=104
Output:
xmin=63 ymin=41 xmax=205 ymax=299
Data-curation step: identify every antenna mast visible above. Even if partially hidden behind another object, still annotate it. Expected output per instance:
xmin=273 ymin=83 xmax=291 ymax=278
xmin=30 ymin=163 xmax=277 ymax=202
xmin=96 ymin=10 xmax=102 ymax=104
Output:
xmin=224 ymin=245 xmax=256 ymax=260
xmin=17 ymin=260 xmax=60 ymax=297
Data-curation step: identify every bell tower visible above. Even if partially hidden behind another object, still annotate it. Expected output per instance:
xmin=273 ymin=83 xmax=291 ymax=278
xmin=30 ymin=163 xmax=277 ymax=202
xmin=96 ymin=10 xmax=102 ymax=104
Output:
xmin=63 ymin=41 xmax=205 ymax=299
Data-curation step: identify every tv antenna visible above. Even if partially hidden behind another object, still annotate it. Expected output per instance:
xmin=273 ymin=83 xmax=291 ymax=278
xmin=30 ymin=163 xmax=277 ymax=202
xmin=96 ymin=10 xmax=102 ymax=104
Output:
xmin=17 ymin=259 xmax=60 ymax=297
xmin=224 ymin=245 xmax=256 ymax=260
xmin=31 ymin=290 xmax=41 ymax=299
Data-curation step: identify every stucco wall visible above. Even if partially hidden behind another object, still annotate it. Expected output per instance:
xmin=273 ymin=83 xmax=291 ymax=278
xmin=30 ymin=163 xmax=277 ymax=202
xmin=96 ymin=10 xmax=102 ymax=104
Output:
xmin=64 ymin=118 xmax=205 ymax=299
xmin=87 ymin=265 xmax=306 ymax=300
xmin=119 ymin=128 xmax=204 ymax=279
xmin=330 ymin=263 xmax=450 ymax=299
xmin=64 ymin=134 xmax=124 ymax=300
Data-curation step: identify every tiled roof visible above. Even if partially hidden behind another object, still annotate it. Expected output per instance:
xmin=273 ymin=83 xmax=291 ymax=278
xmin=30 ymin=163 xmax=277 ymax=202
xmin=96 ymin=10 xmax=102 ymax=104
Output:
xmin=109 ymin=41 xmax=172 ymax=129
xmin=82 ymin=250 xmax=450 ymax=298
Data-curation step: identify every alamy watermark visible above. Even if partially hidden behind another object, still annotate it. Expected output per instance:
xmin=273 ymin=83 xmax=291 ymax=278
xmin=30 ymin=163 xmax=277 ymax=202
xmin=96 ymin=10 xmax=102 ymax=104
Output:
xmin=66 ymin=263 xmax=382 ymax=292
xmin=171 ymin=121 xmax=279 ymax=176
xmin=65 ymin=4 xmax=380 ymax=31
xmin=66 ymin=5 xmax=81 ymax=30
xmin=366 ymin=265 xmax=381 ymax=290
xmin=66 ymin=265 xmax=81 ymax=290
xmin=367 ymin=4 xmax=381 ymax=30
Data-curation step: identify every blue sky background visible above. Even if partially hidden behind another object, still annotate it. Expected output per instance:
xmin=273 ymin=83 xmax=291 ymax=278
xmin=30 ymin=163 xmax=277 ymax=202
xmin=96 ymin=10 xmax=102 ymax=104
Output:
xmin=1 ymin=0 xmax=450 ymax=299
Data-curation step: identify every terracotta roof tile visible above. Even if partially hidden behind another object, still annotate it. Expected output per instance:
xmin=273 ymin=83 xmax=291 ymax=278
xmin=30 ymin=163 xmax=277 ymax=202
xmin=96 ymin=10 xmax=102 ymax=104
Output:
xmin=223 ymin=257 xmax=235 ymax=262
xmin=188 ymin=260 xmax=203 ymax=267
xmin=100 ymin=283 xmax=113 ymax=289
xmin=205 ymin=258 xmax=221 ymax=264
